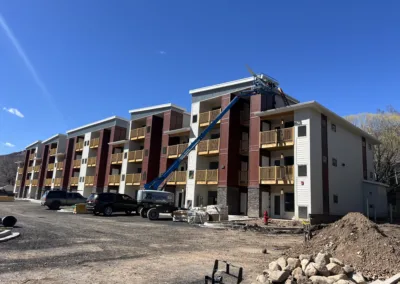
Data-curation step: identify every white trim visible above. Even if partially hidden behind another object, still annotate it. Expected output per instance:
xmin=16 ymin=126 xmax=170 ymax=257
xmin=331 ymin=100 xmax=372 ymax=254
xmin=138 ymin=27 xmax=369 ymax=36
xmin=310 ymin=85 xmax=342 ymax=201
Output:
xmin=129 ymin=103 xmax=186 ymax=114
xmin=363 ymin=180 xmax=390 ymax=188
xmin=66 ymin=116 xmax=129 ymax=134
xmin=25 ymin=140 xmax=42 ymax=149
xmin=164 ymin=127 xmax=191 ymax=135
xmin=255 ymin=101 xmax=380 ymax=144
xmin=108 ymin=139 xmax=128 ymax=146
xmin=189 ymin=76 xmax=254 ymax=94
xmin=42 ymin=133 xmax=66 ymax=144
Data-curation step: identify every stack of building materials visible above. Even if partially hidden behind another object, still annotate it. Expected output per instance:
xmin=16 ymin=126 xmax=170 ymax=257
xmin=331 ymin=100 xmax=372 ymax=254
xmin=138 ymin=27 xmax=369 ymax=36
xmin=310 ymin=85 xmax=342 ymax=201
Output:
xmin=187 ymin=208 xmax=208 ymax=224
xmin=206 ymin=205 xmax=228 ymax=221
xmin=172 ymin=210 xmax=188 ymax=222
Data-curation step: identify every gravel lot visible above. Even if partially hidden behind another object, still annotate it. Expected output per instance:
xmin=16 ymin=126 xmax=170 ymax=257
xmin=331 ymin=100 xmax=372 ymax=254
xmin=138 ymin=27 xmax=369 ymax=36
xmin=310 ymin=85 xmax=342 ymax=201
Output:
xmin=0 ymin=201 xmax=302 ymax=284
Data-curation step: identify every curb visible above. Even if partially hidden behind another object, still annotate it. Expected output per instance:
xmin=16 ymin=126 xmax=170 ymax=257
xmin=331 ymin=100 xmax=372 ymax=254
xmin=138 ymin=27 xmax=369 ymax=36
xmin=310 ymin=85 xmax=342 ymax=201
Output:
xmin=0 ymin=230 xmax=20 ymax=243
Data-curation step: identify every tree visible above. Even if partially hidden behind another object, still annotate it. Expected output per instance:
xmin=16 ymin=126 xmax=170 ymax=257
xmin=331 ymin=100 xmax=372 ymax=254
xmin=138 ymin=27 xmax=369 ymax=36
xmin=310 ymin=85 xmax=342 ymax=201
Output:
xmin=0 ymin=156 xmax=18 ymax=186
xmin=345 ymin=106 xmax=400 ymax=190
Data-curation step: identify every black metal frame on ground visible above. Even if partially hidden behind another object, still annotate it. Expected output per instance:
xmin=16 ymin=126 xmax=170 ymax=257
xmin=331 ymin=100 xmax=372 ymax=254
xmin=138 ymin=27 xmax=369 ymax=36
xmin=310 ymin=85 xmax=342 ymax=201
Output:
xmin=205 ymin=259 xmax=243 ymax=284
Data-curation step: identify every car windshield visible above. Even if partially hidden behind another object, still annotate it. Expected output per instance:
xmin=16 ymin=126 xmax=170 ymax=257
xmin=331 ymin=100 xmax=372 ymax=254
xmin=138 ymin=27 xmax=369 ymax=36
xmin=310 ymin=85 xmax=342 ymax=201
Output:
xmin=87 ymin=194 xmax=97 ymax=201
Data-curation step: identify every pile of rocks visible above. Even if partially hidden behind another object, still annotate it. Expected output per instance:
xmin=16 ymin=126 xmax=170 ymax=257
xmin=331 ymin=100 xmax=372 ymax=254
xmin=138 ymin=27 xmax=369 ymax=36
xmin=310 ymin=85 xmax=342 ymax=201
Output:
xmin=255 ymin=252 xmax=367 ymax=284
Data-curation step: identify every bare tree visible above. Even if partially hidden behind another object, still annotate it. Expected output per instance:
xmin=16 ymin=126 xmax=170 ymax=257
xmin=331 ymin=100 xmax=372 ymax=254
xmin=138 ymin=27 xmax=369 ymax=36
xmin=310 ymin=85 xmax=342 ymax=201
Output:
xmin=345 ymin=106 xmax=400 ymax=190
xmin=0 ymin=156 xmax=18 ymax=186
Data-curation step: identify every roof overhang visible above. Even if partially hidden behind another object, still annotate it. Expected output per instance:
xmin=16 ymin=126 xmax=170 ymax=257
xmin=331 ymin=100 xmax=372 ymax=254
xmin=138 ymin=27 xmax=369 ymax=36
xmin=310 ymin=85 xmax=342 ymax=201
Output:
xmin=363 ymin=180 xmax=390 ymax=188
xmin=25 ymin=140 xmax=42 ymax=149
xmin=164 ymin=127 xmax=191 ymax=136
xmin=129 ymin=103 xmax=186 ymax=114
xmin=42 ymin=133 xmax=66 ymax=144
xmin=108 ymin=140 xmax=128 ymax=146
xmin=67 ymin=116 xmax=129 ymax=134
xmin=255 ymin=101 xmax=381 ymax=145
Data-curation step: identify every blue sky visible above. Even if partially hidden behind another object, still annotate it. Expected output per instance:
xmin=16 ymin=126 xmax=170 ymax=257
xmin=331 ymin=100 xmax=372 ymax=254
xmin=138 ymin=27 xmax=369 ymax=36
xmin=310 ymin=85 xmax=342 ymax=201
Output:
xmin=0 ymin=1 xmax=399 ymax=154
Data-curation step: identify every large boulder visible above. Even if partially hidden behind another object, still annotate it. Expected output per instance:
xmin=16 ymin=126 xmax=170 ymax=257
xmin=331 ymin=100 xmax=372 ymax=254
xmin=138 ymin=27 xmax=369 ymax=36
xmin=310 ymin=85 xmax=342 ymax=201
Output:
xmin=286 ymin=258 xmax=301 ymax=271
xmin=277 ymin=257 xmax=287 ymax=270
xmin=301 ymin=259 xmax=310 ymax=271
xmin=309 ymin=276 xmax=334 ymax=284
xmin=305 ymin=263 xmax=318 ymax=277
xmin=257 ymin=274 xmax=270 ymax=283
xmin=351 ymin=272 xmax=366 ymax=284
xmin=299 ymin=254 xmax=312 ymax=261
xmin=343 ymin=265 xmax=354 ymax=274
xmin=297 ymin=275 xmax=311 ymax=284
xmin=292 ymin=267 xmax=304 ymax=280
xmin=329 ymin=258 xmax=344 ymax=266
xmin=328 ymin=274 xmax=348 ymax=282
xmin=269 ymin=261 xmax=282 ymax=271
xmin=285 ymin=279 xmax=295 ymax=284
xmin=326 ymin=263 xmax=344 ymax=275
xmin=334 ymin=280 xmax=354 ymax=284
xmin=314 ymin=264 xmax=330 ymax=277
xmin=314 ymin=253 xmax=331 ymax=267
xmin=269 ymin=270 xmax=290 ymax=283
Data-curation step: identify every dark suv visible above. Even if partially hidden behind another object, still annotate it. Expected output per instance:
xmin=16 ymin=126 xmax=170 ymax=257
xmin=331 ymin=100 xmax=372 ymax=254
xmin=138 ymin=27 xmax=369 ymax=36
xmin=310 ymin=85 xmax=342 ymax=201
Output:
xmin=86 ymin=193 xmax=138 ymax=216
xmin=41 ymin=190 xmax=86 ymax=210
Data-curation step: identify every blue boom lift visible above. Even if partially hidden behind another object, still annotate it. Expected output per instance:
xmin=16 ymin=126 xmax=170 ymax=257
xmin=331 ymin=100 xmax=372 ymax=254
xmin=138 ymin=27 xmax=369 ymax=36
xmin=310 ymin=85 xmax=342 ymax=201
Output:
xmin=137 ymin=69 xmax=291 ymax=220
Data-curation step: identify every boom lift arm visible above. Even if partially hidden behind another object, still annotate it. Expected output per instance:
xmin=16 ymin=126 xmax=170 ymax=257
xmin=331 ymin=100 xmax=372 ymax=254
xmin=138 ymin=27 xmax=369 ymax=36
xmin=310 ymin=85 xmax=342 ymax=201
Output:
xmin=144 ymin=72 xmax=289 ymax=191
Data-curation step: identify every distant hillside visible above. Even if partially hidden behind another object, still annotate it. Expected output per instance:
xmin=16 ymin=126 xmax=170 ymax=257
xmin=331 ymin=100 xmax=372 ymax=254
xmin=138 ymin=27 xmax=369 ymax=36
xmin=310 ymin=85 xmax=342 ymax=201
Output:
xmin=0 ymin=151 xmax=25 ymax=187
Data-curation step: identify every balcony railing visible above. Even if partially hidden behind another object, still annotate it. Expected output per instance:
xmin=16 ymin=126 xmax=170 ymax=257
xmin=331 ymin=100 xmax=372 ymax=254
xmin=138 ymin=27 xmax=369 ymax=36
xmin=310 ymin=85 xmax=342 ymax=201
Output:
xmin=49 ymin=148 xmax=57 ymax=156
xmin=18 ymin=168 xmax=24 ymax=174
xmin=198 ymin=138 xmax=220 ymax=155
xmin=45 ymin=178 xmax=52 ymax=186
xmin=130 ymin=127 xmax=146 ymax=140
xmin=196 ymin=169 xmax=218 ymax=185
xmin=54 ymin=178 xmax=63 ymax=186
xmin=75 ymin=141 xmax=84 ymax=151
xmin=199 ymin=109 xmax=221 ymax=127
xmin=125 ymin=173 xmax=141 ymax=185
xmin=29 ymin=153 xmax=35 ymax=160
xmin=47 ymin=163 xmax=55 ymax=171
xmin=31 ymin=179 xmax=38 ymax=187
xmin=87 ymin=157 xmax=97 ymax=167
xmin=70 ymin=176 xmax=79 ymax=186
xmin=27 ymin=166 xmax=33 ymax=172
xmin=90 ymin=138 xmax=100 ymax=148
xmin=259 ymin=166 xmax=294 ymax=184
xmin=239 ymin=170 xmax=248 ymax=185
xmin=108 ymin=174 xmax=121 ymax=185
xmin=73 ymin=160 xmax=81 ymax=168
xmin=167 ymin=171 xmax=187 ymax=185
xmin=260 ymin=127 xmax=294 ymax=148
xmin=56 ymin=162 xmax=64 ymax=170
xmin=16 ymin=180 xmax=21 ymax=186
xmin=240 ymin=140 xmax=249 ymax=155
xmin=167 ymin=143 xmax=188 ymax=158
xmin=128 ymin=150 xmax=143 ymax=163
xmin=25 ymin=179 xmax=31 ymax=185
xmin=85 ymin=176 xmax=95 ymax=186
xmin=111 ymin=153 xmax=123 ymax=164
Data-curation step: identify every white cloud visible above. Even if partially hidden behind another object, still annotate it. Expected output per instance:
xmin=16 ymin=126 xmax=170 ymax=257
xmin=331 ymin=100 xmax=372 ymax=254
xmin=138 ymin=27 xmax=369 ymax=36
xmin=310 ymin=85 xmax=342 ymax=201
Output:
xmin=158 ymin=50 xmax=166 ymax=55
xmin=4 ymin=142 xmax=15 ymax=147
xmin=3 ymin=107 xmax=24 ymax=118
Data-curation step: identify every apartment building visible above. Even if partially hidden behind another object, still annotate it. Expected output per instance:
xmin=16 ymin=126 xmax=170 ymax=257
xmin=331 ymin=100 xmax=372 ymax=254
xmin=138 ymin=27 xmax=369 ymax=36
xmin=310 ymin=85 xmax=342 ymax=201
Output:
xmin=117 ymin=104 xmax=190 ymax=208
xmin=65 ymin=116 xmax=129 ymax=197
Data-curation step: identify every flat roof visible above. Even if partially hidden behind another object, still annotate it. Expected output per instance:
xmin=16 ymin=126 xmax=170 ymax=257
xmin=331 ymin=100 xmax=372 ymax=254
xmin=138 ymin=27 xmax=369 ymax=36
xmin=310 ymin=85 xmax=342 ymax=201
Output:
xmin=25 ymin=140 xmax=42 ymax=149
xmin=255 ymin=101 xmax=380 ymax=144
xmin=42 ymin=133 xmax=66 ymax=144
xmin=129 ymin=103 xmax=186 ymax=114
xmin=66 ymin=116 xmax=129 ymax=134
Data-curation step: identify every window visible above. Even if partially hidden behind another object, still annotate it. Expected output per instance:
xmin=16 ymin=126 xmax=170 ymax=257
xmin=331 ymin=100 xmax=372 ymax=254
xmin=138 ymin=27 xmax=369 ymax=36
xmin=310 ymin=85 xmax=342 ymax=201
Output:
xmin=368 ymin=143 xmax=372 ymax=150
xmin=298 ymin=165 xmax=307 ymax=176
xmin=332 ymin=158 xmax=337 ymax=167
xmin=331 ymin=124 xmax=336 ymax=132
xmin=121 ymin=174 xmax=125 ymax=181
xmin=124 ymin=152 xmax=127 ymax=159
xmin=189 ymin=170 xmax=194 ymax=179
xmin=284 ymin=156 xmax=294 ymax=166
xmin=274 ymin=160 xmax=281 ymax=166
xmin=333 ymin=194 xmax=338 ymax=204
xmin=284 ymin=121 xmax=295 ymax=128
xmin=145 ymin=149 xmax=149 ymax=156
xmin=210 ymin=133 xmax=220 ymax=139
xmin=192 ymin=115 xmax=198 ymax=123
xmin=122 ymin=194 xmax=133 ymax=201
xmin=298 ymin=206 xmax=308 ymax=219
xmin=146 ymin=126 xmax=151 ymax=133
xmin=142 ymin=171 xmax=147 ymax=180
xmin=284 ymin=193 xmax=294 ymax=212
xmin=209 ymin=162 xmax=219 ymax=170
xmin=298 ymin=126 xmax=307 ymax=137
xmin=82 ymin=177 xmax=85 ymax=182
xmin=162 ymin=147 xmax=167 ymax=154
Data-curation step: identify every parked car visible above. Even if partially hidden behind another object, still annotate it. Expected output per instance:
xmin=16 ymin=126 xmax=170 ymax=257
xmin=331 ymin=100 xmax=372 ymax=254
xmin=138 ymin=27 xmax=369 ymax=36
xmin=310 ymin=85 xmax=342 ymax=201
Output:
xmin=86 ymin=193 xmax=138 ymax=216
xmin=41 ymin=190 xmax=86 ymax=210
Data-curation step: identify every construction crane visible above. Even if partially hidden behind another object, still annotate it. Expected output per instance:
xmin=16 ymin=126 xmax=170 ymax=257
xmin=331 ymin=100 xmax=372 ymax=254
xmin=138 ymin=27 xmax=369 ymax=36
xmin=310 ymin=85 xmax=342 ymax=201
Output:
xmin=137 ymin=68 xmax=291 ymax=220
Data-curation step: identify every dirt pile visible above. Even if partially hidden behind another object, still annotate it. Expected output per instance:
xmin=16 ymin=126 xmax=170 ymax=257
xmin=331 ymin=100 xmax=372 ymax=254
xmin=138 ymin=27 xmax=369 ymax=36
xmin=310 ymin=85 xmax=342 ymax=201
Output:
xmin=288 ymin=212 xmax=400 ymax=279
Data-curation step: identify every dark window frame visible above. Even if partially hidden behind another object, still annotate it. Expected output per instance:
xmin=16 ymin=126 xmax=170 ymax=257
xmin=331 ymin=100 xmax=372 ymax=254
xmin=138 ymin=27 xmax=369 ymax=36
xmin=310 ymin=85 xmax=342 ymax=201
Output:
xmin=298 ymin=126 xmax=307 ymax=137
xmin=298 ymin=165 xmax=307 ymax=177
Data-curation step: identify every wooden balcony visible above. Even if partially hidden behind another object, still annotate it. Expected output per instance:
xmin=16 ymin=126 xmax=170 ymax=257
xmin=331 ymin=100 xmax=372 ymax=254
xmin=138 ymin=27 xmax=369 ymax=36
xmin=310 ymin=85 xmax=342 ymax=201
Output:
xmin=130 ymin=127 xmax=146 ymax=140
xmin=27 ymin=166 xmax=33 ymax=172
xmin=90 ymin=138 xmax=100 ymax=148
xmin=44 ymin=178 xmax=52 ymax=187
xmin=259 ymin=166 xmax=294 ymax=185
xmin=108 ymin=174 xmax=121 ymax=186
xmin=196 ymin=169 xmax=218 ymax=185
xmin=111 ymin=153 xmax=123 ymax=164
xmin=198 ymin=138 xmax=220 ymax=156
xmin=18 ymin=168 xmax=24 ymax=174
xmin=33 ymin=165 xmax=40 ymax=172
xmin=167 ymin=171 xmax=187 ymax=185
xmin=49 ymin=148 xmax=57 ymax=156
xmin=70 ymin=177 xmax=79 ymax=186
xmin=260 ymin=127 xmax=294 ymax=149
xmin=125 ymin=173 xmax=141 ymax=185
xmin=16 ymin=180 xmax=21 ymax=186
xmin=240 ymin=140 xmax=249 ymax=155
xmin=85 ymin=176 xmax=95 ymax=186
xmin=56 ymin=162 xmax=64 ymax=170
xmin=199 ymin=109 xmax=221 ymax=127
xmin=128 ymin=150 xmax=143 ymax=163
xmin=54 ymin=178 xmax=63 ymax=186
xmin=239 ymin=170 xmax=248 ymax=186
xmin=87 ymin=157 xmax=97 ymax=167
xmin=29 ymin=153 xmax=35 ymax=160
xmin=47 ymin=163 xmax=55 ymax=171
xmin=167 ymin=143 xmax=188 ymax=158
xmin=75 ymin=141 xmax=84 ymax=151
xmin=31 ymin=179 xmax=38 ymax=187
xmin=73 ymin=160 xmax=81 ymax=168
xmin=25 ymin=179 xmax=31 ymax=185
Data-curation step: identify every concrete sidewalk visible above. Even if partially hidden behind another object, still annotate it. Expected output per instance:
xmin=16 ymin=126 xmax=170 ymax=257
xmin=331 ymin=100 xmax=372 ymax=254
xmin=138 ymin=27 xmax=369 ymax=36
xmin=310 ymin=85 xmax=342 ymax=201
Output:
xmin=15 ymin=198 xmax=41 ymax=204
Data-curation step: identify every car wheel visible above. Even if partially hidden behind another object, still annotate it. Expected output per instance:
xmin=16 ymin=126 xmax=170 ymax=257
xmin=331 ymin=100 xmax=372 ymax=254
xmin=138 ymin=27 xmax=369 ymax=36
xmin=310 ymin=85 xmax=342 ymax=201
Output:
xmin=103 ymin=206 xmax=113 ymax=216
xmin=139 ymin=207 xmax=147 ymax=218
xmin=125 ymin=211 xmax=132 ymax=215
xmin=50 ymin=201 xmax=60 ymax=210
xmin=147 ymin=208 xmax=159 ymax=221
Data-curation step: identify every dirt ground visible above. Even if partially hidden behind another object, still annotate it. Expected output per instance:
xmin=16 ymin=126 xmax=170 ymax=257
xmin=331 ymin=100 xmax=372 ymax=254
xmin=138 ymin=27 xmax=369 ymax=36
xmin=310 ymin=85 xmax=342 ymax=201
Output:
xmin=0 ymin=201 xmax=302 ymax=284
